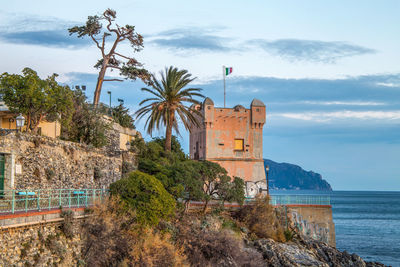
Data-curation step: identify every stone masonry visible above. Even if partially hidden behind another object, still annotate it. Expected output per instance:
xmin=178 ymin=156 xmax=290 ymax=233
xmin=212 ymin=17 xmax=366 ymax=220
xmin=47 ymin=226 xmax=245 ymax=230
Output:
xmin=0 ymin=132 xmax=136 ymax=190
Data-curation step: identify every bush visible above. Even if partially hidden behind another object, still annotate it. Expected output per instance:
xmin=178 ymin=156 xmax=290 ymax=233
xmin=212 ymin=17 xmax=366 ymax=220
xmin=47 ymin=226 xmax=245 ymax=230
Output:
xmin=82 ymin=199 xmax=186 ymax=267
xmin=176 ymin=216 xmax=264 ymax=267
xmin=236 ymin=194 xmax=285 ymax=242
xmin=60 ymin=210 xmax=74 ymax=238
xmin=110 ymin=170 xmax=175 ymax=226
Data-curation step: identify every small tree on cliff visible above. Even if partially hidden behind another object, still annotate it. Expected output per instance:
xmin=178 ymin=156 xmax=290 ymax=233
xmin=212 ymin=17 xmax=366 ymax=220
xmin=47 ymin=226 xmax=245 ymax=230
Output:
xmin=68 ymin=9 xmax=150 ymax=106
xmin=0 ymin=68 xmax=74 ymax=133
xmin=136 ymin=66 xmax=204 ymax=151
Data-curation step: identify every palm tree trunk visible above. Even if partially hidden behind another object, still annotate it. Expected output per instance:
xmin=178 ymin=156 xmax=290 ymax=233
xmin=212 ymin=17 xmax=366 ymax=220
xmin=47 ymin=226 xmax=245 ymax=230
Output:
xmin=165 ymin=112 xmax=174 ymax=151
xmin=165 ymin=123 xmax=172 ymax=151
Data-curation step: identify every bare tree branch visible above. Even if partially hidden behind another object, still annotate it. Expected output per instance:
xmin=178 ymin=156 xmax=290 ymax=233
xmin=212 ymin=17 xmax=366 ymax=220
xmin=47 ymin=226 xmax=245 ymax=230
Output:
xmin=114 ymin=52 xmax=132 ymax=60
xmin=106 ymin=65 xmax=122 ymax=70
xmin=103 ymin=78 xmax=124 ymax=82
xmin=90 ymin=35 xmax=102 ymax=51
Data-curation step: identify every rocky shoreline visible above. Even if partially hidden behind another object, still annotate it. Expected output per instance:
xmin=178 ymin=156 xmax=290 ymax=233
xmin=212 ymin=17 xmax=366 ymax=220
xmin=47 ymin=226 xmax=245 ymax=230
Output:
xmin=249 ymin=237 xmax=387 ymax=267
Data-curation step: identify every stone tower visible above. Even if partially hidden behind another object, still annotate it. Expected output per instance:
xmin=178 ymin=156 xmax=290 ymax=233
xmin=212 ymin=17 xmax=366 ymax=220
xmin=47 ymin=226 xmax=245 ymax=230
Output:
xmin=189 ymin=98 xmax=266 ymax=182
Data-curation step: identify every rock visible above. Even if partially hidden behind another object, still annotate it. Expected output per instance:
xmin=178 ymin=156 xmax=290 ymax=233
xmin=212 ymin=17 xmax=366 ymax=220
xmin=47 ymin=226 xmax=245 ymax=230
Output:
xmin=250 ymin=237 xmax=387 ymax=267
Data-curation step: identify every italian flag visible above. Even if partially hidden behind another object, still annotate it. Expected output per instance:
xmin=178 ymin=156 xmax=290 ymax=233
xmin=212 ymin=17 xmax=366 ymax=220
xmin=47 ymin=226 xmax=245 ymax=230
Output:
xmin=225 ymin=67 xmax=233 ymax=76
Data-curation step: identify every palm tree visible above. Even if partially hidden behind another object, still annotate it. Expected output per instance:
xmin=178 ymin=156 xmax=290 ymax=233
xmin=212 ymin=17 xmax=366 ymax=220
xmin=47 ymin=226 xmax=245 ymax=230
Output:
xmin=136 ymin=66 xmax=204 ymax=151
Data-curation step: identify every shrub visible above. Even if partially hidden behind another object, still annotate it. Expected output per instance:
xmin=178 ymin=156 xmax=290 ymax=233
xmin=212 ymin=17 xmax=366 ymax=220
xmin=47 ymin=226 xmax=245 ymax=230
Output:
xmin=45 ymin=168 xmax=56 ymax=180
xmin=82 ymin=199 xmax=186 ymax=267
xmin=60 ymin=210 xmax=74 ymax=238
xmin=121 ymin=161 xmax=136 ymax=176
xmin=236 ymin=194 xmax=286 ymax=242
xmin=176 ymin=216 xmax=264 ymax=267
xmin=93 ymin=166 xmax=103 ymax=181
xmin=129 ymin=229 xmax=187 ymax=267
xmin=109 ymin=170 xmax=175 ymax=226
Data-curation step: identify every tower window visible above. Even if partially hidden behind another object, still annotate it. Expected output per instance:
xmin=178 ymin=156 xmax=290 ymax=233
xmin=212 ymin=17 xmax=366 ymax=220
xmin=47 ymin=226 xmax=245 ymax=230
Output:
xmin=234 ymin=139 xmax=244 ymax=151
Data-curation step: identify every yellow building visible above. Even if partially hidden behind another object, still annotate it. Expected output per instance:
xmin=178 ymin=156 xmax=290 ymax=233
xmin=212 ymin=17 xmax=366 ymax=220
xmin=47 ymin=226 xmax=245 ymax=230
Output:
xmin=0 ymin=101 xmax=60 ymax=138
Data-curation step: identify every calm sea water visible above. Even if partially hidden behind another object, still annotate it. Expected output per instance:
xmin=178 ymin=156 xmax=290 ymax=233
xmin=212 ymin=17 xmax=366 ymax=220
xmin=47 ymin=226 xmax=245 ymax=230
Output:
xmin=270 ymin=190 xmax=400 ymax=267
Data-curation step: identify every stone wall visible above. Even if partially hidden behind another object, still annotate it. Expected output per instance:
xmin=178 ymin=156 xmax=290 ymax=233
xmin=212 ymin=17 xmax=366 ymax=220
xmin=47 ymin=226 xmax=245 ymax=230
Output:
xmin=0 ymin=217 xmax=83 ymax=266
xmin=0 ymin=132 xmax=136 ymax=190
xmin=287 ymin=205 xmax=336 ymax=247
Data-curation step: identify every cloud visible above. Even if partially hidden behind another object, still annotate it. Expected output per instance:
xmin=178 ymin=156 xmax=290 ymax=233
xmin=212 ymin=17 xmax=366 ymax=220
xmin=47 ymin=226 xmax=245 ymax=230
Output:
xmin=0 ymin=11 xmax=90 ymax=48
xmin=148 ymin=27 xmax=232 ymax=52
xmin=299 ymin=101 xmax=385 ymax=106
xmin=247 ymin=39 xmax=376 ymax=63
xmin=274 ymin=110 xmax=400 ymax=122
xmin=0 ymin=30 xmax=90 ymax=48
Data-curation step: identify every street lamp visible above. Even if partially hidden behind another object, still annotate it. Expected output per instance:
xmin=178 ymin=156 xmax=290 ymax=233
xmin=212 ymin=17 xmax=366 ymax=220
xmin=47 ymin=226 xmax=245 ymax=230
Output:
xmin=265 ymin=165 xmax=270 ymax=196
xmin=15 ymin=114 xmax=25 ymax=132
xmin=107 ymin=91 xmax=112 ymax=116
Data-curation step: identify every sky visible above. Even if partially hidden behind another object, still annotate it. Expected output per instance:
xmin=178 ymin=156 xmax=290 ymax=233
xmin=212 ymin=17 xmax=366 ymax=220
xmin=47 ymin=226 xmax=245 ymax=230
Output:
xmin=0 ymin=0 xmax=399 ymax=190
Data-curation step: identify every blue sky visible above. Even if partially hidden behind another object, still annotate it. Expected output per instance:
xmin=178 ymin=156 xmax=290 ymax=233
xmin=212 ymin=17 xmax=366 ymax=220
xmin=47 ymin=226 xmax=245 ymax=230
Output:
xmin=0 ymin=1 xmax=399 ymax=190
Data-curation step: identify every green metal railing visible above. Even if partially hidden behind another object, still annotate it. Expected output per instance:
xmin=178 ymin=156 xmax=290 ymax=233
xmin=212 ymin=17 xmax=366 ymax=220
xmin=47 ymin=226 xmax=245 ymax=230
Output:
xmin=0 ymin=189 xmax=108 ymax=214
xmin=244 ymin=194 xmax=330 ymax=206
xmin=269 ymin=195 xmax=330 ymax=206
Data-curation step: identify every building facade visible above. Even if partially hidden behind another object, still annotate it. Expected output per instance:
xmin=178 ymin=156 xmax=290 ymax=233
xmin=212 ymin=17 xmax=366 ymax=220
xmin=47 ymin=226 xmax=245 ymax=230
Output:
xmin=189 ymin=97 xmax=266 ymax=183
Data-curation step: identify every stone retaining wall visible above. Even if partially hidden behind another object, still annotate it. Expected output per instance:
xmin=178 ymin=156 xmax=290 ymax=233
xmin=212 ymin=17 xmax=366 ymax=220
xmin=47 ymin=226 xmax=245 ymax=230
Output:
xmin=0 ymin=132 xmax=136 ymax=190
xmin=0 ymin=214 xmax=83 ymax=266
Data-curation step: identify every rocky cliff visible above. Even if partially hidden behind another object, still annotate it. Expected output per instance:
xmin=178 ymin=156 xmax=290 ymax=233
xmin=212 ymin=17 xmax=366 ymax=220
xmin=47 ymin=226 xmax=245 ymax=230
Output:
xmin=251 ymin=237 xmax=385 ymax=267
xmin=264 ymin=159 xmax=332 ymax=191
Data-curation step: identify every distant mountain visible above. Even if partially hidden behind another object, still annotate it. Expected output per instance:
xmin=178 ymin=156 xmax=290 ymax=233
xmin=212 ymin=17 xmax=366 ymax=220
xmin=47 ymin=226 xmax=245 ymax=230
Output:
xmin=263 ymin=159 xmax=332 ymax=191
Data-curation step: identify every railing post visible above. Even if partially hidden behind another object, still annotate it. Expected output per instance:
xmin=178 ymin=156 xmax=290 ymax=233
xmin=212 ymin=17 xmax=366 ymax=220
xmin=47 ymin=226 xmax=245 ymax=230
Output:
xmin=37 ymin=189 xmax=41 ymax=211
xmin=11 ymin=190 xmax=15 ymax=214
xmin=25 ymin=190 xmax=28 ymax=212
xmin=59 ymin=189 xmax=62 ymax=208
xmin=68 ymin=190 xmax=71 ymax=208
xmin=77 ymin=190 xmax=80 ymax=208
xmin=48 ymin=190 xmax=51 ymax=210
xmin=92 ymin=189 xmax=96 ymax=205
xmin=85 ymin=189 xmax=88 ymax=207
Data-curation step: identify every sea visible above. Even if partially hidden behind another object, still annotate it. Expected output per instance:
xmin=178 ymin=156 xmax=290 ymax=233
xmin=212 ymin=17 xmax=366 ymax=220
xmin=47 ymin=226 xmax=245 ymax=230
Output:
xmin=270 ymin=190 xmax=400 ymax=267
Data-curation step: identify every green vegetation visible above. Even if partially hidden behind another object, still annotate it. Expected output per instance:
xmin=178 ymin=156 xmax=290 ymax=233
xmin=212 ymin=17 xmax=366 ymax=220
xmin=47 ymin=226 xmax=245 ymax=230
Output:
xmin=131 ymin=135 xmax=246 ymax=212
xmin=136 ymin=66 xmax=204 ymax=151
xmin=112 ymin=103 xmax=135 ymax=129
xmin=68 ymin=9 xmax=150 ymax=106
xmin=110 ymin=171 xmax=176 ymax=226
xmin=0 ymin=68 xmax=74 ymax=133
xmin=61 ymin=88 xmax=110 ymax=147
xmin=235 ymin=194 xmax=286 ymax=242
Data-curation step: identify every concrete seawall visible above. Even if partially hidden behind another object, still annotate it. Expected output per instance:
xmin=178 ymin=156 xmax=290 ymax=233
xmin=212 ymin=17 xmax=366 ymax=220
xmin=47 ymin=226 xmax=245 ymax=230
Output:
xmin=287 ymin=205 xmax=335 ymax=247
xmin=187 ymin=201 xmax=335 ymax=246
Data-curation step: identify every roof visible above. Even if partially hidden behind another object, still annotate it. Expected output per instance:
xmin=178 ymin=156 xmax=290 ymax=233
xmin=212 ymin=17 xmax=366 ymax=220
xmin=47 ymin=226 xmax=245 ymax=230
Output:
xmin=203 ymin=97 xmax=214 ymax=106
xmin=250 ymin=98 xmax=265 ymax=107
xmin=233 ymin=105 xmax=245 ymax=111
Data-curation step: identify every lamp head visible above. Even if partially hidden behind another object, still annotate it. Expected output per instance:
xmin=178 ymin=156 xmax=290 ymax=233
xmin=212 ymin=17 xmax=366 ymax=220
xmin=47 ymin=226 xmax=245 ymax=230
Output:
xmin=16 ymin=113 xmax=25 ymax=128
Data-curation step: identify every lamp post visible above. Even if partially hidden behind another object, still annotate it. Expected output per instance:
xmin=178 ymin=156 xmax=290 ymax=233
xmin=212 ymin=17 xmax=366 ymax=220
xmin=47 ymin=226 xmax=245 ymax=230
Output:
xmin=107 ymin=91 xmax=112 ymax=116
xmin=15 ymin=114 xmax=25 ymax=132
xmin=265 ymin=165 xmax=270 ymax=196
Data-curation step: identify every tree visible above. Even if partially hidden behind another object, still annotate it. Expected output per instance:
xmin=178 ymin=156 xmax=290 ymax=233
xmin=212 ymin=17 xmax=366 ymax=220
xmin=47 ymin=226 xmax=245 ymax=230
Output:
xmin=112 ymin=103 xmax=135 ymax=129
xmin=197 ymin=161 xmax=231 ymax=212
xmin=61 ymin=88 xmax=110 ymax=148
xmin=217 ymin=176 xmax=246 ymax=205
xmin=0 ymin=68 xmax=74 ymax=133
xmin=109 ymin=171 xmax=176 ymax=226
xmin=69 ymin=9 xmax=151 ymax=106
xmin=136 ymin=66 xmax=204 ymax=151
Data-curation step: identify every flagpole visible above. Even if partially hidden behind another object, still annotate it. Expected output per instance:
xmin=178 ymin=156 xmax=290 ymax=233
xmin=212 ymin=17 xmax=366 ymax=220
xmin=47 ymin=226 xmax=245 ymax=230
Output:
xmin=223 ymin=65 xmax=226 ymax=108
